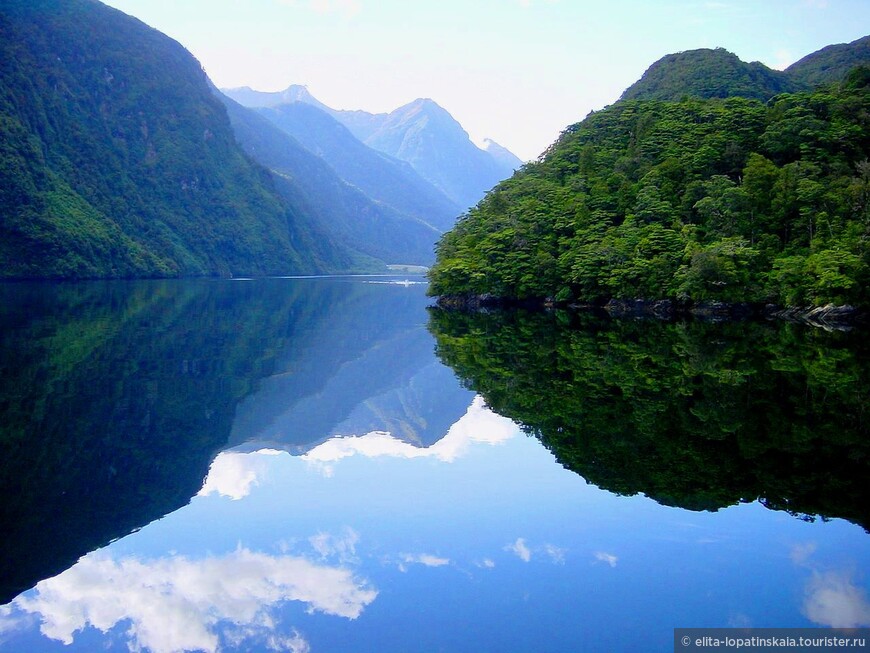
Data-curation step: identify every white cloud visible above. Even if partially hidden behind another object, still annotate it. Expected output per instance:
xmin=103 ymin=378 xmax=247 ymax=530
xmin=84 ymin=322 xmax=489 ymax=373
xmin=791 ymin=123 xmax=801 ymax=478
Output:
xmin=544 ymin=544 xmax=566 ymax=565
xmin=803 ymin=571 xmax=870 ymax=628
xmin=506 ymin=538 xmax=532 ymax=562
xmin=503 ymin=539 xmax=567 ymax=564
xmin=10 ymin=547 xmax=377 ymax=653
xmin=302 ymin=396 xmax=519 ymax=469
xmin=268 ymin=629 xmax=311 ymax=653
xmin=309 ymin=527 xmax=360 ymax=563
xmin=477 ymin=559 xmax=496 ymax=569
xmin=790 ymin=542 xmax=818 ymax=566
xmin=397 ymin=553 xmax=450 ymax=572
xmin=198 ymin=450 xmax=282 ymax=500
xmin=594 ymin=552 xmax=618 ymax=568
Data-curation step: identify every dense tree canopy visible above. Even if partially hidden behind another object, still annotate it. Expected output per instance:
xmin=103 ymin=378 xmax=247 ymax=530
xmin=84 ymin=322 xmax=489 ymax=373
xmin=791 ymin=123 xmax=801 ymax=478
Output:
xmin=620 ymin=47 xmax=803 ymax=103
xmin=0 ymin=0 xmax=365 ymax=279
xmin=429 ymin=72 xmax=870 ymax=308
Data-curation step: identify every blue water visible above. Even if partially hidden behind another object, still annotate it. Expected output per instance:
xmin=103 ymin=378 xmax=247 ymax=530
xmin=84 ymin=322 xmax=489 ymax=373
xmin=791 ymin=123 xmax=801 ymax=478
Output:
xmin=0 ymin=277 xmax=867 ymax=653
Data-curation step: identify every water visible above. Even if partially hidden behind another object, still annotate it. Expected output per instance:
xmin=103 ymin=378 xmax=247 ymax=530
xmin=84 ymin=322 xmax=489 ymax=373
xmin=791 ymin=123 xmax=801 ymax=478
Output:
xmin=0 ymin=277 xmax=867 ymax=653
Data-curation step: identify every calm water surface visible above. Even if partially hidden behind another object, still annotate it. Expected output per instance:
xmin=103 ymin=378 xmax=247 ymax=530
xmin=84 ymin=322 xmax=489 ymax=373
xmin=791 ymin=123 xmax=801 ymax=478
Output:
xmin=0 ymin=277 xmax=867 ymax=653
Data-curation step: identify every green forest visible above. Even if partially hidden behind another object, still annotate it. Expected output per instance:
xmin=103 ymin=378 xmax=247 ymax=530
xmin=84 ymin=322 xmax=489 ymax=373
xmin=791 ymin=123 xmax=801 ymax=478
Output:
xmin=0 ymin=0 xmax=368 ymax=279
xmin=429 ymin=67 xmax=870 ymax=309
xmin=428 ymin=307 xmax=870 ymax=530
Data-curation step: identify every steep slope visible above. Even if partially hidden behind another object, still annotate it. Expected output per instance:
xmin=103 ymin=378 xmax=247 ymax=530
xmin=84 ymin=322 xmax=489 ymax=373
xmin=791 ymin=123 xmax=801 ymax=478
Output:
xmin=225 ymin=86 xmax=522 ymax=209
xmin=220 ymin=94 xmax=439 ymax=265
xmin=254 ymin=102 xmax=462 ymax=232
xmin=363 ymin=98 xmax=516 ymax=208
xmin=620 ymin=47 xmax=803 ymax=102
xmin=429 ymin=74 xmax=870 ymax=308
xmin=786 ymin=34 xmax=870 ymax=87
xmin=483 ymin=138 xmax=524 ymax=171
xmin=0 ymin=0 xmax=360 ymax=279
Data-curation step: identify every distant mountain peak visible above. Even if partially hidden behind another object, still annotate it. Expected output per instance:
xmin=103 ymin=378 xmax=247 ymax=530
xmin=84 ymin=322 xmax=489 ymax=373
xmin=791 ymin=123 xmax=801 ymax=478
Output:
xmin=220 ymin=84 xmax=329 ymax=111
xmin=483 ymin=138 xmax=524 ymax=170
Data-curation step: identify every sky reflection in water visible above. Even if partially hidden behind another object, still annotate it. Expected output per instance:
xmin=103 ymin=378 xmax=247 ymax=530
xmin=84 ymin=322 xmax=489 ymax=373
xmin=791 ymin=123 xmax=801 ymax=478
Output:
xmin=0 ymin=278 xmax=868 ymax=653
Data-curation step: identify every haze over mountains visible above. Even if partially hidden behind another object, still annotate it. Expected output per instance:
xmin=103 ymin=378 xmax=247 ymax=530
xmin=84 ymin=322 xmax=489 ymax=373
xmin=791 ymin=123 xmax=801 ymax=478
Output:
xmin=223 ymin=85 xmax=523 ymax=209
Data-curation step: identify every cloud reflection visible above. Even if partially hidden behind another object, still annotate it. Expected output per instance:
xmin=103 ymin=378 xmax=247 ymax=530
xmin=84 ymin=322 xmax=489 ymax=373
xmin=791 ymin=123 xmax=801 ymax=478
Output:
xmin=199 ymin=449 xmax=282 ymax=500
xmin=9 ymin=547 xmax=377 ymax=653
xmin=397 ymin=553 xmax=451 ymax=572
xmin=506 ymin=538 xmax=532 ymax=562
xmin=302 ymin=396 xmax=519 ymax=471
xmin=803 ymin=571 xmax=870 ymax=628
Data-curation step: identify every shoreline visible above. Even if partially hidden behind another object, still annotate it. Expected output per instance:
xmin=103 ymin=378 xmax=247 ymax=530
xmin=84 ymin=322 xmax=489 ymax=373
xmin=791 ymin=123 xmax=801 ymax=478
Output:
xmin=432 ymin=294 xmax=867 ymax=330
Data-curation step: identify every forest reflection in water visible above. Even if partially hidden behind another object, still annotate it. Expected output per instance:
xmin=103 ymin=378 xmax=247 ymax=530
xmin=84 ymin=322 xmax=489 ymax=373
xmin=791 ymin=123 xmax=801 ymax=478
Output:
xmin=428 ymin=307 xmax=870 ymax=530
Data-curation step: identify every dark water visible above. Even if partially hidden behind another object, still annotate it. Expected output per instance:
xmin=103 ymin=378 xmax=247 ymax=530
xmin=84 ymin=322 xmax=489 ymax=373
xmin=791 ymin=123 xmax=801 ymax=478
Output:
xmin=0 ymin=277 xmax=867 ymax=653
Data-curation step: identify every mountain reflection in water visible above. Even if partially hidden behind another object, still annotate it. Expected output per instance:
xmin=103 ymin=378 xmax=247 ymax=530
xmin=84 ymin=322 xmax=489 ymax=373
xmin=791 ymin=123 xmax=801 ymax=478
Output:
xmin=0 ymin=277 xmax=469 ymax=603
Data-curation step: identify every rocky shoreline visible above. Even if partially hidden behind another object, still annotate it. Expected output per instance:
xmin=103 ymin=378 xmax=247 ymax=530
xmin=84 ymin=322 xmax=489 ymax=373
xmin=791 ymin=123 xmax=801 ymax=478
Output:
xmin=433 ymin=294 xmax=866 ymax=330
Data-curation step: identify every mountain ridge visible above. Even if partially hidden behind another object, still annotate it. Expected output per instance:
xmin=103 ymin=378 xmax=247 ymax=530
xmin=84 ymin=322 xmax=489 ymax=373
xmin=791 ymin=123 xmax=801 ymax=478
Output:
xmin=620 ymin=35 xmax=870 ymax=103
xmin=223 ymin=85 xmax=523 ymax=209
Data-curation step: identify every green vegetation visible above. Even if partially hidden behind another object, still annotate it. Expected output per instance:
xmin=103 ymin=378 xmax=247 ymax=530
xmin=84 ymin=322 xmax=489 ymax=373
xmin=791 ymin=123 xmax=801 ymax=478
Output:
xmin=428 ymin=308 xmax=870 ymax=529
xmin=620 ymin=48 xmax=802 ymax=102
xmin=429 ymin=71 xmax=870 ymax=308
xmin=0 ymin=0 xmax=363 ymax=279
xmin=787 ymin=35 xmax=870 ymax=88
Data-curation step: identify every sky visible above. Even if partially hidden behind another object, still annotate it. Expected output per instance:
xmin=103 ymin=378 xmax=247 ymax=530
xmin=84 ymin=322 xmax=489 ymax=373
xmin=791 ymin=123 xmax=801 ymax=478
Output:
xmin=100 ymin=0 xmax=870 ymax=161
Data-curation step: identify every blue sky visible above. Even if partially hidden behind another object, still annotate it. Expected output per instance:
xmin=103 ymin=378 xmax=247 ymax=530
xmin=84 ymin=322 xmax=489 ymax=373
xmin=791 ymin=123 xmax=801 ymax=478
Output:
xmin=101 ymin=0 xmax=870 ymax=160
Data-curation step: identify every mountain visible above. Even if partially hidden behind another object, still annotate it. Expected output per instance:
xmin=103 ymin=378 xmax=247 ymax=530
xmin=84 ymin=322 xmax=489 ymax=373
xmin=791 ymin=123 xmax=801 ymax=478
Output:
xmin=253 ymin=102 xmax=462 ymax=232
xmin=428 ymin=70 xmax=870 ymax=309
xmin=620 ymin=37 xmax=870 ymax=104
xmin=221 ymin=84 xmax=331 ymax=112
xmin=483 ymin=138 xmax=524 ymax=172
xmin=219 ymin=94 xmax=440 ymax=265
xmin=620 ymin=47 xmax=803 ymax=102
xmin=786 ymin=34 xmax=870 ymax=87
xmin=0 ymin=0 xmax=362 ymax=279
xmin=360 ymin=98 xmax=518 ymax=208
xmin=224 ymin=86 xmax=522 ymax=209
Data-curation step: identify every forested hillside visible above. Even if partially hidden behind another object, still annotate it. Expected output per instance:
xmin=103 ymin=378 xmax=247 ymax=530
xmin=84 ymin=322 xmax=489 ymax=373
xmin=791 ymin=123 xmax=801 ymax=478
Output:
xmin=0 ymin=0 xmax=361 ymax=279
xmin=621 ymin=36 xmax=870 ymax=104
xmin=429 ymin=68 xmax=870 ymax=308
xmin=620 ymin=48 xmax=802 ymax=102
xmin=787 ymin=35 xmax=870 ymax=88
